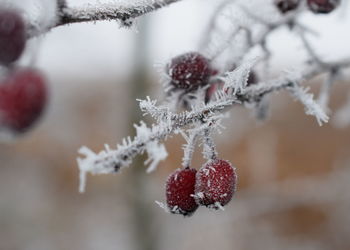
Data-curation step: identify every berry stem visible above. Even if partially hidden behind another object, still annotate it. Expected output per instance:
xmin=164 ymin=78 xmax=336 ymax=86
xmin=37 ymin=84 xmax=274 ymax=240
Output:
xmin=181 ymin=129 xmax=200 ymax=168
xmin=202 ymin=128 xmax=218 ymax=161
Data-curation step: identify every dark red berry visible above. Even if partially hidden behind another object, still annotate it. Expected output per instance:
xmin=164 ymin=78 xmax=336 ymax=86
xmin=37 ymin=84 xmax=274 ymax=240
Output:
xmin=274 ymin=0 xmax=300 ymax=14
xmin=0 ymin=8 xmax=26 ymax=65
xmin=167 ymin=52 xmax=212 ymax=91
xmin=195 ymin=159 xmax=237 ymax=209
xmin=166 ymin=167 xmax=198 ymax=216
xmin=0 ymin=69 xmax=47 ymax=132
xmin=307 ymin=0 xmax=340 ymax=14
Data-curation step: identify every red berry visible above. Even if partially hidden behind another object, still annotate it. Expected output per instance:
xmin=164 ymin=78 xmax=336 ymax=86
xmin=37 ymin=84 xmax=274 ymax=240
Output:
xmin=0 ymin=8 xmax=26 ymax=65
xmin=166 ymin=167 xmax=198 ymax=216
xmin=167 ymin=52 xmax=212 ymax=91
xmin=195 ymin=159 xmax=237 ymax=209
xmin=307 ymin=0 xmax=340 ymax=14
xmin=0 ymin=69 xmax=47 ymax=132
xmin=274 ymin=0 xmax=300 ymax=14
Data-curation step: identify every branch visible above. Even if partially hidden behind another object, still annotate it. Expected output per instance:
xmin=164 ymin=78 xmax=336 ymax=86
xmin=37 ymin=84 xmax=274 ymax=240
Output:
xmin=77 ymin=58 xmax=350 ymax=192
xmin=27 ymin=0 xmax=185 ymax=37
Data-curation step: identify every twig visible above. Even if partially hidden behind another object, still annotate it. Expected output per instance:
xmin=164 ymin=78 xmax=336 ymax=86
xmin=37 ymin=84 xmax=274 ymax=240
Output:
xmin=27 ymin=0 xmax=185 ymax=37
xmin=77 ymin=57 xmax=350 ymax=192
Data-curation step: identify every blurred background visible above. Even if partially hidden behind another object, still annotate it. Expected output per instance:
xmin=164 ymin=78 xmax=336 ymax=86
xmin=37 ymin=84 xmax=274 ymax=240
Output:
xmin=1 ymin=0 xmax=350 ymax=249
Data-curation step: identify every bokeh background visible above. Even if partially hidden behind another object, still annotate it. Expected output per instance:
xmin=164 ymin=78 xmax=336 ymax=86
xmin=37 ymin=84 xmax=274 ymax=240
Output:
xmin=1 ymin=0 xmax=350 ymax=249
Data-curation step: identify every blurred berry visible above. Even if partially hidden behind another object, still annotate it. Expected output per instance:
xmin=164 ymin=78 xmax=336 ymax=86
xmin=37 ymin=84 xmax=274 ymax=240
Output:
xmin=0 ymin=8 xmax=26 ymax=65
xmin=0 ymin=69 xmax=47 ymax=132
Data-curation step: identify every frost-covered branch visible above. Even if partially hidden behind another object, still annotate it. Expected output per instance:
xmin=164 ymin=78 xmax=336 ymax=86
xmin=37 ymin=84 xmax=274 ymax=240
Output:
xmin=27 ymin=0 xmax=185 ymax=37
xmin=77 ymin=56 xmax=350 ymax=192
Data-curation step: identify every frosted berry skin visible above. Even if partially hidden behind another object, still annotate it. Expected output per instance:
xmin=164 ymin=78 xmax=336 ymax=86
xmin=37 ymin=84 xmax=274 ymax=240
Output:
xmin=0 ymin=8 xmax=26 ymax=65
xmin=166 ymin=167 xmax=198 ymax=216
xmin=307 ymin=0 xmax=340 ymax=14
xmin=195 ymin=159 xmax=237 ymax=209
xmin=274 ymin=0 xmax=300 ymax=14
xmin=167 ymin=52 xmax=212 ymax=91
xmin=0 ymin=69 xmax=47 ymax=132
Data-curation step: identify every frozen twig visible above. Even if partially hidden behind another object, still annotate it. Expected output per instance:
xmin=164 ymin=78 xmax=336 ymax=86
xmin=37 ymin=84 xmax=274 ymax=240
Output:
xmin=27 ymin=0 xmax=185 ymax=37
xmin=77 ymin=56 xmax=350 ymax=192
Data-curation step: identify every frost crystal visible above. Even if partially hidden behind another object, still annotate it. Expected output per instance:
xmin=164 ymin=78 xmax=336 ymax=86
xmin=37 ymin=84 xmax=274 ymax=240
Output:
xmin=289 ymin=84 xmax=329 ymax=126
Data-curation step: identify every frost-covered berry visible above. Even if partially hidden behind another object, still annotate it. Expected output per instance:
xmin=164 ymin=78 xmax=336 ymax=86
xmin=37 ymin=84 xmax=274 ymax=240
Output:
xmin=166 ymin=167 xmax=198 ymax=216
xmin=166 ymin=52 xmax=212 ymax=91
xmin=0 ymin=69 xmax=47 ymax=132
xmin=195 ymin=159 xmax=237 ymax=209
xmin=274 ymin=0 xmax=300 ymax=14
xmin=0 ymin=8 xmax=26 ymax=65
xmin=307 ymin=0 xmax=340 ymax=14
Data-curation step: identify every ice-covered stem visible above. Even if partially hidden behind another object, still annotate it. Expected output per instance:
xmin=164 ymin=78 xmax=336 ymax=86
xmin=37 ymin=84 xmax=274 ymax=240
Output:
xmin=181 ymin=129 xmax=200 ymax=168
xmin=202 ymin=128 xmax=218 ymax=160
xmin=27 ymin=0 xmax=185 ymax=37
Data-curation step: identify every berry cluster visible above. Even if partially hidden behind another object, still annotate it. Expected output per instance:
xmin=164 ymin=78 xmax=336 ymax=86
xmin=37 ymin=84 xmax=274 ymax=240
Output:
xmin=0 ymin=7 xmax=47 ymax=134
xmin=274 ymin=0 xmax=341 ymax=14
xmin=165 ymin=159 xmax=237 ymax=216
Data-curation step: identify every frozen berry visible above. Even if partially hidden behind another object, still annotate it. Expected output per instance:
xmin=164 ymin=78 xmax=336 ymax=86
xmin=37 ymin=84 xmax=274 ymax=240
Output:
xmin=195 ymin=159 xmax=237 ymax=209
xmin=166 ymin=52 xmax=212 ymax=91
xmin=166 ymin=167 xmax=198 ymax=216
xmin=0 ymin=8 xmax=26 ymax=65
xmin=274 ymin=0 xmax=300 ymax=14
xmin=307 ymin=0 xmax=340 ymax=14
xmin=0 ymin=69 xmax=47 ymax=132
